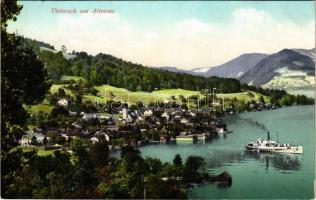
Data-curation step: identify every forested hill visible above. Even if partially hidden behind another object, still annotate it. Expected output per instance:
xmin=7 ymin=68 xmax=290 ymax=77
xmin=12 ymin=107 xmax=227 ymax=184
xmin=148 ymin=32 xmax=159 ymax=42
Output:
xmin=72 ymin=52 xmax=241 ymax=92
xmin=22 ymin=37 xmax=55 ymax=51
xmin=22 ymin=37 xmax=241 ymax=93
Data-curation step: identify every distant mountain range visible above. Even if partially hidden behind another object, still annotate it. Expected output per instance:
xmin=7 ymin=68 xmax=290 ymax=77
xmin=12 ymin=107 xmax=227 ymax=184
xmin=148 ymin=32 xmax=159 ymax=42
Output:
xmin=161 ymin=48 xmax=315 ymax=91
xmin=192 ymin=53 xmax=269 ymax=78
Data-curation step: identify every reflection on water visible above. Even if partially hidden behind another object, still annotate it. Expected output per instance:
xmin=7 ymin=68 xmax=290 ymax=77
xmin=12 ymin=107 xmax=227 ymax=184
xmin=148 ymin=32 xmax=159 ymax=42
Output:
xmin=203 ymin=150 xmax=244 ymax=169
xmin=244 ymin=151 xmax=301 ymax=171
xmin=202 ymin=149 xmax=301 ymax=172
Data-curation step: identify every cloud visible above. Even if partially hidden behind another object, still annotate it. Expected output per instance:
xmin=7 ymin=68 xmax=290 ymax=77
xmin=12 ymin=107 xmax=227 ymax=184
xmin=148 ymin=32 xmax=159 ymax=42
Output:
xmin=144 ymin=32 xmax=158 ymax=40
xmin=15 ymin=8 xmax=315 ymax=70
xmin=176 ymin=19 xmax=213 ymax=34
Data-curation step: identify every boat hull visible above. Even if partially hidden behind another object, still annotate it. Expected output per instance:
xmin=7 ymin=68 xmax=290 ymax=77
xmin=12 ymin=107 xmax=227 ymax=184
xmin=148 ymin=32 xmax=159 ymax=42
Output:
xmin=245 ymin=145 xmax=303 ymax=154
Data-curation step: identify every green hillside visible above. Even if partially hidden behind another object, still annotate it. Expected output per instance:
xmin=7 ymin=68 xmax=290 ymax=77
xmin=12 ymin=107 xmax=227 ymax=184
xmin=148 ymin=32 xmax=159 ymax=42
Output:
xmin=28 ymin=75 xmax=270 ymax=114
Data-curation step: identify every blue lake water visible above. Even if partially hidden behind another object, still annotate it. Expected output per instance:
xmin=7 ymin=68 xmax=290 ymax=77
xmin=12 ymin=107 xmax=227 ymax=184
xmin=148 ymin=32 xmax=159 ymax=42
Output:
xmin=140 ymin=105 xmax=315 ymax=199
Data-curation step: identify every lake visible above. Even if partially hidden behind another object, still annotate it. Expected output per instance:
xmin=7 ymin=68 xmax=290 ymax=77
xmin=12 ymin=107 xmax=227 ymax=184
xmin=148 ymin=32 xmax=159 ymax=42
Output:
xmin=139 ymin=105 xmax=315 ymax=199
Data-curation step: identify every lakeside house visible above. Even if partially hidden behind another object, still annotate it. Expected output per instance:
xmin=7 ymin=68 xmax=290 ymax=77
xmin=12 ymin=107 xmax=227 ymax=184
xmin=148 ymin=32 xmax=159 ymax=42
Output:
xmin=176 ymin=132 xmax=197 ymax=142
xmin=19 ymin=131 xmax=47 ymax=146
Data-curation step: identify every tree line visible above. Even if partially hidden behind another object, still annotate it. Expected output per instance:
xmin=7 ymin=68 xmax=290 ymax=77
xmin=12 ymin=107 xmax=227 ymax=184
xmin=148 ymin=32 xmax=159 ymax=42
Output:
xmin=22 ymin=38 xmax=242 ymax=93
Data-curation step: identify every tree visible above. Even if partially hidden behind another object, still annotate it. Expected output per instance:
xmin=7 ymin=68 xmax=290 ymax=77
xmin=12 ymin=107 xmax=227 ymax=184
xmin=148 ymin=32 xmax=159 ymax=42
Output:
xmin=71 ymin=61 xmax=83 ymax=76
xmin=43 ymin=137 xmax=48 ymax=146
xmin=61 ymin=45 xmax=67 ymax=53
xmin=90 ymin=141 xmax=109 ymax=167
xmin=38 ymin=50 xmax=71 ymax=81
xmin=75 ymin=94 xmax=83 ymax=112
xmin=57 ymin=88 xmax=66 ymax=97
xmin=51 ymin=106 xmax=69 ymax=118
xmin=173 ymin=154 xmax=182 ymax=167
xmin=183 ymin=156 xmax=206 ymax=183
xmin=280 ymin=94 xmax=295 ymax=106
xmin=52 ymin=134 xmax=66 ymax=145
xmin=1 ymin=0 xmax=22 ymax=29
xmin=31 ymin=135 xmax=37 ymax=145
xmin=1 ymin=0 xmax=51 ymax=197
xmin=259 ymin=95 xmax=265 ymax=104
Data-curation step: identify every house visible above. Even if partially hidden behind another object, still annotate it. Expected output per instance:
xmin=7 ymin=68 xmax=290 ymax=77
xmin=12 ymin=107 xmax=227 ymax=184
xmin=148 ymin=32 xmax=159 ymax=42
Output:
xmin=180 ymin=118 xmax=189 ymax=124
xmin=90 ymin=137 xmax=99 ymax=144
xmin=162 ymin=112 xmax=169 ymax=120
xmin=81 ymin=112 xmax=101 ymax=121
xmin=19 ymin=132 xmax=46 ymax=146
xmin=189 ymin=111 xmax=196 ymax=117
xmin=71 ymin=122 xmax=82 ymax=129
xmin=61 ymin=133 xmax=70 ymax=141
xmin=58 ymin=98 xmax=68 ymax=107
xmin=69 ymin=111 xmax=77 ymax=116
xmin=106 ymin=125 xmax=119 ymax=132
xmin=160 ymin=135 xmax=170 ymax=143
xmin=124 ymin=117 xmax=133 ymax=123
xmin=122 ymin=108 xmax=129 ymax=119
xmin=216 ymin=171 xmax=232 ymax=183
xmin=95 ymin=130 xmax=110 ymax=141
xmin=144 ymin=109 xmax=153 ymax=117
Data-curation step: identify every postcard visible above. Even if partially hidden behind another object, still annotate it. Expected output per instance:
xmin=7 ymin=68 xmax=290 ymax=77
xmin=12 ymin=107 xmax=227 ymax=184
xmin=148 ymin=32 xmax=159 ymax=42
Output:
xmin=1 ymin=0 xmax=315 ymax=199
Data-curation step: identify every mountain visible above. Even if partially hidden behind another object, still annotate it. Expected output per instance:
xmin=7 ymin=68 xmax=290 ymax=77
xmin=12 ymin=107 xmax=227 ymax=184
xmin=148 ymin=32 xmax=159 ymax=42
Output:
xmin=191 ymin=53 xmax=268 ymax=78
xmin=191 ymin=67 xmax=212 ymax=74
xmin=239 ymin=49 xmax=315 ymax=86
xmin=291 ymin=48 xmax=315 ymax=59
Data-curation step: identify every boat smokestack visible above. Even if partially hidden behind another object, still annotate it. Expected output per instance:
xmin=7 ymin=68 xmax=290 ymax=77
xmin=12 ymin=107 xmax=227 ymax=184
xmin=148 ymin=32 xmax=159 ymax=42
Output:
xmin=267 ymin=131 xmax=270 ymax=140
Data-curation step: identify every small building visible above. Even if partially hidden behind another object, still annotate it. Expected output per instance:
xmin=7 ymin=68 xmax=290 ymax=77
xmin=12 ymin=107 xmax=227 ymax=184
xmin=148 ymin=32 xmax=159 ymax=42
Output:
xmin=122 ymin=108 xmax=128 ymax=119
xmin=180 ymin=118 xmax=189 ymax=124
xmin=71 ymin=122 xmax=82 ymax=129
xmin=161 ymin=112 xmax=169 ymax=120
xmin=58 ymin=98 xmax=68 ymax=107
xmin=197 ymin=133 xmax=206 ymax=141
xmin=159 ymin=135 xmax=170 ymax=143
xmin=95 ymin=131 xmax=110 ymax=141
xmin=144 ymin=109 xmax=153 ymax=117
xmin=216 ymin=171 xmax=232 ymax=183
xmin=90 ymin=137 xmax=99 ymax=144
xmin=176 ymin=133 xmax=197 ymax=142
xmin=81 ymin=112 xmax=101 ymax=121
xmin=19 ymin=132 xmax=46 ymax=146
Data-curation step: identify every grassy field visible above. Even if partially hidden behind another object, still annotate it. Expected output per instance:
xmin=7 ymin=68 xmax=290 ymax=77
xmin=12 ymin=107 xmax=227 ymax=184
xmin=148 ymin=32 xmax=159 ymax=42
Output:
xmin=50 ymin=84 xmax=75 ymax=97
xmin=28 ymin=79 xmax=270 ymax=114
xmin=217 ymin=91 xmax=270 ymax=103
xmin=27 ymin=104 xmax=53 ymax=113
xmin=151 ymin=88 xmax=201 ymax=97
xmin=54 ymin=76 xmax=270 ymax=103
xmin=61 ymin=75 xmax=86 ymax=82
xmin=94 ymin=85 xmax=171 ymax=104
xmin=15 ymin=146 xmax=56 ymax=157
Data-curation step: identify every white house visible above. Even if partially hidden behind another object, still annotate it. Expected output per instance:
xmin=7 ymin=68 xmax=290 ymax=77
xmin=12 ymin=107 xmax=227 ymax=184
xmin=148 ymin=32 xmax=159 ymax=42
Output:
xmin=144 ymin=109 xmax=153 ymax=117
xmin=81 ymin=112 xmax=101 ymax=121
xmin=90 ymin=137 xmax=99 ymax=144
xmin=189 ymin=111 xmax=196 ymax=117
xmin=19 ymin=132 xmax=46 ymax=146
xmin=180 ymin=118 xmax=189 ymax=124
xmin=95 ymin=131 xmax=110 ymax=142
xmin=122 ymin=108 xmax=128 ymax=119
xmin=162 ymin=112 xmax=169 ymax=120
xmin=58 ymin=98 xmax=68 ymax=107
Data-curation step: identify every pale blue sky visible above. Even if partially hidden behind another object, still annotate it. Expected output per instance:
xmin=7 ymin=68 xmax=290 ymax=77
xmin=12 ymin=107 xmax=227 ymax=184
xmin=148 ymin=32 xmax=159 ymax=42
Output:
xmin=8 ymin=1 xmax=315 ymax=69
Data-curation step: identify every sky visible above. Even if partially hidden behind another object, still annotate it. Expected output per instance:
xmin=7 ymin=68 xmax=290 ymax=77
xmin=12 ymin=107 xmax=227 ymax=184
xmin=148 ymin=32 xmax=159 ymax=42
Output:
xmin=8 ymin=1 xmax=315 ymax=70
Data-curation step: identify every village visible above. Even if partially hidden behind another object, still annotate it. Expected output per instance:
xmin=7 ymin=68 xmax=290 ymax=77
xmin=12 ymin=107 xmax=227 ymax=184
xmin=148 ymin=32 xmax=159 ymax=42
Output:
xmin=19 ymin=93 xmax=280 ymax=154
